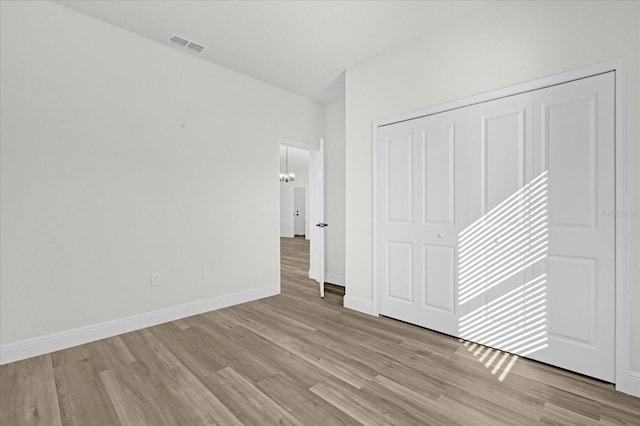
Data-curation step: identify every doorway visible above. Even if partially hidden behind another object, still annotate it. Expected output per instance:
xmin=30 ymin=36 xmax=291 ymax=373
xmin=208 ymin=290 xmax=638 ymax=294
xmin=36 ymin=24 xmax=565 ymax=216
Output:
xmin=278 ymin=138 xmax=339 ymax=298
xmin=278 ymin=139 xmax=321 ymax=296
xmin=294 ymin=187 xmax=306 ymax=237
xmin=279 ymin=144 xmax=310 ymax=240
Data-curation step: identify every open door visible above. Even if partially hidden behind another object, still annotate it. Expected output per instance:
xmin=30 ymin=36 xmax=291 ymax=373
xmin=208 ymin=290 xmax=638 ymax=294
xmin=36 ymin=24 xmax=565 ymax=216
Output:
xmin=315 ymin=138 xmax=327 ymax=297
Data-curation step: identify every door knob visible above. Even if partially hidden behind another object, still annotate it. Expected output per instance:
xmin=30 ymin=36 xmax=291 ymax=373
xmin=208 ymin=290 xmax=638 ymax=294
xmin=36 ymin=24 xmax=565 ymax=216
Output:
xmin=437 ymin=233 xmax=444 ymax=239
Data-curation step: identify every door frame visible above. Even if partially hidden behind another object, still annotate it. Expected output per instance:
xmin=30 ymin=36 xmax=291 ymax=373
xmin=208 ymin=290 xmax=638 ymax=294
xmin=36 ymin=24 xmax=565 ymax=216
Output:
xmin=277 ymin=137 xmax=324 ymax=295
xmin=371 ymin=59 xmax=632 ymax=394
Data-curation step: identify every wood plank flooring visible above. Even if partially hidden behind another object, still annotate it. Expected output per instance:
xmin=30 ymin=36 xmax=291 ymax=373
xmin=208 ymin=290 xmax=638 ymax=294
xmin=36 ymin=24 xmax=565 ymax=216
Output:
xmin=1 ymin=236 xmax=639 ymax=425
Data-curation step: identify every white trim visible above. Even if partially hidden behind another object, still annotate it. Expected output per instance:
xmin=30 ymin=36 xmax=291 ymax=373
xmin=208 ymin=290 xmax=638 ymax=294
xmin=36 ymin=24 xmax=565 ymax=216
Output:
xmin=343 ymin=296 xmax=376 ymax=316
xmin=308 ymin=271 xmax=344 ymax=287
xmin=308 ymin=269 xmax=318 ymax=281
xmin=278 ymin=137 xmax=319 ymax=151
xmin=372 ymin=119 xmax=381 ymax=316
xmin=0 ymin=284 xmax=278 ymax=365
xmin=627 ymin=372 xmax=640 ymax=397
xmin=318 ymin=138 xmax=326 ymax=298
xmin=376 ymin=63 xmax=622 ymax=128
xmin=276 ymin=139 xmax=283 ymax=293
xmin=325 ymin=273 xmax=345 ymax=286
xmin=371 ymin=59 xmax=631 ymax=392
xmin=612 ymin=62 xmax=633 ymax=396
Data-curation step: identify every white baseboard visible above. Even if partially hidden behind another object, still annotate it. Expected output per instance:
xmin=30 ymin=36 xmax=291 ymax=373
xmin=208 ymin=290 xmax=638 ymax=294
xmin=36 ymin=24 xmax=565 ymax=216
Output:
xmin=0 ymin=284 xmax=278 ymax=365
xmin=623 ymin=372 xmax=640 ymax=397
xmin=343 ymin=296 xmax=376 ymax=316
xmin=325 ymin=273 xmax=345 ymax=286
xmin=308 ymin=270 xmax=344 ymax=286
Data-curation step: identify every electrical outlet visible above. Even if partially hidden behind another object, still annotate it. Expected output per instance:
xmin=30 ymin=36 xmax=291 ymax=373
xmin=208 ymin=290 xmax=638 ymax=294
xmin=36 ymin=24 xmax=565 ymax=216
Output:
xmin=203 ymin=264 xmax=211 ymax=278
xmin=151 ymin=272 xmax=160 ymax=286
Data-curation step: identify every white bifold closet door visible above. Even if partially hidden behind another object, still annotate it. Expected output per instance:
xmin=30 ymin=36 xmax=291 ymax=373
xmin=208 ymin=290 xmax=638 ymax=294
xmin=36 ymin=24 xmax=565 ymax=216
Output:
xmin=462 ymin=91 xmax=537 ymax=360
xmin=378 ymin=72 xmax=615 ymax=382
xmin=379 ymin=109 xmax=468 ymax=329
xmin=528 ymin=74 xmax=615 ymax=381
xmin=379 ymin=119 xmax=419 ymax=324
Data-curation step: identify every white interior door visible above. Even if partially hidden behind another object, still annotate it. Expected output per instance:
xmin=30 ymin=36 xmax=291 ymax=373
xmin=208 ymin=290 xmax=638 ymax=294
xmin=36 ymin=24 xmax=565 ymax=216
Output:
xmin=416 ymin=109 xmax=468 ymax=335
xmin=379 ymin=120 xmax=419 ymax=323
xmin=462 ymin=92 xmax=540 ymax=356
xmin=528 ymin=73 xmax=615 ymax=382
xmin=294 ymin=187 xmax=306 ymax=236
xmin=315 ymin=139 xmax=326 ymax=297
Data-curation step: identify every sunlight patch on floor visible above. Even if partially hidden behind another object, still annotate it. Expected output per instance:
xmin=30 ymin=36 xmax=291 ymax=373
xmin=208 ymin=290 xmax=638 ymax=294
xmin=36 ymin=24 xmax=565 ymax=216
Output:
xmin=459 ymin=338 xmax=520 ymax=382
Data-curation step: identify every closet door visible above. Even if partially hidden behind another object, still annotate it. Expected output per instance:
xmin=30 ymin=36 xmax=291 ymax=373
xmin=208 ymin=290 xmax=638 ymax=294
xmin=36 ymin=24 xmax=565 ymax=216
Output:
xmin=416 ymin=109 xmax=468 ymax=335
xmin=529 ymin=73 xmax=615 ymax=382
xmin=377 ymin=72 xmax=616 ymax=383
xmin=378 ymin=120 xmax=419 ymax=323
xmin=461 ymin=93 xmax=536 ymax=355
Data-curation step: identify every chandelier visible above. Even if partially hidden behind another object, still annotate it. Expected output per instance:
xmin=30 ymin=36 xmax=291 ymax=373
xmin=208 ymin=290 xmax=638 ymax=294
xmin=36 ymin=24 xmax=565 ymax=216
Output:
xmin=279 ymin=146 xmax=295 ymax=182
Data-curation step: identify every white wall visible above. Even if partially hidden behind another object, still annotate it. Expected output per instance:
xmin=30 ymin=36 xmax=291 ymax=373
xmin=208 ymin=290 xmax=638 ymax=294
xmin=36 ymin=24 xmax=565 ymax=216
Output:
xmin=0 ymin=1 xmax=323 ymax=350
xmin=324 ymin=99 xmax=346 ymax=285
xmin=345 ymin=1 xmax=639 ymax=375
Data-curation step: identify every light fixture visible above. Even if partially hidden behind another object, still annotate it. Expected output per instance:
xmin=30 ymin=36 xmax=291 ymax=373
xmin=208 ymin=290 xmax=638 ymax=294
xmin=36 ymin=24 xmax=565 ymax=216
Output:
xmin=279 ymin=147 xmax=296 ymax=182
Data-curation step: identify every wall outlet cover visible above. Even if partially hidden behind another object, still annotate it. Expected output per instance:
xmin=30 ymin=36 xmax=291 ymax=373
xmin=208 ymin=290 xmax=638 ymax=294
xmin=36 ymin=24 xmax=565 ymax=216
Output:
xmin=151 ymin=272 xmax=160 ymax=286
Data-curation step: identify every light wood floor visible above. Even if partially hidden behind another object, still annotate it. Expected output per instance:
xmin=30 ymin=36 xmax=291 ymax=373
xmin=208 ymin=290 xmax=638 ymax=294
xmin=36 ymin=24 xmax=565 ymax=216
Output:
xmin=2 ymin=236 xmax=639 ymax=425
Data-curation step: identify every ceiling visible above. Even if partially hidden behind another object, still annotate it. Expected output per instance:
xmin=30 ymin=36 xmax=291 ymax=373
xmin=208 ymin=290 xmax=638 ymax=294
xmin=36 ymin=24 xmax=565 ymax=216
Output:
xmin=54 ymin=0 xmax=491 ymax=103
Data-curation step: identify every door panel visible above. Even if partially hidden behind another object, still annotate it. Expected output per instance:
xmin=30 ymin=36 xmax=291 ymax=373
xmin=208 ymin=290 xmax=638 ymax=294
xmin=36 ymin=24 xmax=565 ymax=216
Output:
xmin=379 ymin=121 xmax=419 ymax=323
xmin=481 ymin=109 xmax=527 ymax=212
xmin=416 ymin=109 xmax=468 ymax=334
xmin=463 ymin=93 xmax=534 ymax=341
xmin=530 ymin=73 xmax=615 ymax=382
xmin=387 ymin=133 xmax=414 ymax=223
xmin=423 ymin=125 xmax=455 ymax=224
xmin=386 ymin=241 xmax=414 ymax=302
xmin=543 ymin=97 xmax=597 ymax=229
xmin=423 ymin=244 xmax=455 ymax=312
xmin=546 ymin=255 xmax=596 ymax=346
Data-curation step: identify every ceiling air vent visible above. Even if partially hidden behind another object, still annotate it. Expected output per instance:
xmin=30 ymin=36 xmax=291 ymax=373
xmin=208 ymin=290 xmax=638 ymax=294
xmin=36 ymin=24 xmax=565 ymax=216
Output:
xmin=185 ymin=42 xmax=205 ymax=54
xmin=167 ymin=34 xmax=206 ymax=54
